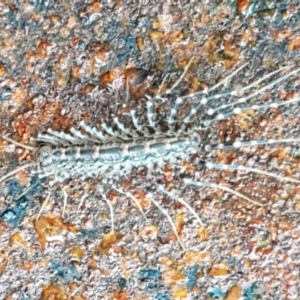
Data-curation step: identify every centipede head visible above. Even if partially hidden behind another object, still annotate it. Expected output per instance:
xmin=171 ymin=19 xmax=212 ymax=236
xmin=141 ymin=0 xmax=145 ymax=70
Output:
xmin=36 ymin=145 xmax=53 ymax=167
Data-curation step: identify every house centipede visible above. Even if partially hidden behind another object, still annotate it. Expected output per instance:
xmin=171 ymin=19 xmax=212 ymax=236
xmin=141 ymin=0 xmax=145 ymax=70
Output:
xmin=1 ymin=60 xmax=300 ymax=250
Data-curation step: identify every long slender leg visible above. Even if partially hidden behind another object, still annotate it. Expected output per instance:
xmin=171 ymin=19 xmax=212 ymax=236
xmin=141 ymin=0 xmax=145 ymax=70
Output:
xmin=0 ymin=163 xmax=35 ymax=183
xmin=99 ymin=191 xmax=115 ymax=232
xmin=205 ymin=162 xmax=300 ymax=184
xmin=206 ymin=137 xmax=300 ymax=151
xmin=166 ymin=57 xmax=194 ymax=95
xmin=159 ymin=186 xmax=203 ymax=226
xmin=184 ymin=178 xmax=264 ymax=206
xmin=15 ymin=182 xmax=39 ymax=200
xmin=113 ymin=185 xmax=149 ymax=222
xmin=77 ymin=188 xmax=88 ymax=211
xmin=147 ymin=192 xmax=185 ymax=250
xmin=37 ymin=192 xmax=51 ymax=219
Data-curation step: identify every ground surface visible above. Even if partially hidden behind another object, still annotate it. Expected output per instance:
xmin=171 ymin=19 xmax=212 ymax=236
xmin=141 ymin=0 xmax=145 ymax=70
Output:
xmin=1 ymin=1 xmax=300 ymax=299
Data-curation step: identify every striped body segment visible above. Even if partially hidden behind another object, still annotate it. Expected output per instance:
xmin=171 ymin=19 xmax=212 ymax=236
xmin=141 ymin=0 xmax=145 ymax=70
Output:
xmin=35 ymin=127 xmax=198 ymax=186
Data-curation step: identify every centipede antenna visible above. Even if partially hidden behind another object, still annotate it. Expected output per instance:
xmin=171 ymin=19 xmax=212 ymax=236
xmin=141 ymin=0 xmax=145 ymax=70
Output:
xmin=184 ymin=178 xmax=264 ymax=206
xmin=62 ymin=188 xmax=68 ymax=218
xmin=204 ymin=96 xmax=300 ymax=125
xmin=166 ymin=57 xmax=194 ymax=95
xmin=206 ymin=162 xmax=300 ymax=184
xmin=114 ymin=186 xmax=149 ymax=222
xmin=0 ymin=163 xmax=35 ymax=184
xmin=159 ymin=186 xmax=203 ymax=226
xmin=211 ymin=66 xmax=300 ymax=114
xmin=1 ymin=136 xmax=36 ymax=151
xmin=100 ymin=192 xmax=115 ymax=232
xmin=168 ymin=98 xmax=183 ymax=124
xmin=147 ymin=192 xmax=185 ymax=250
xmin=37 ymin=192 xmax=51 ymax=219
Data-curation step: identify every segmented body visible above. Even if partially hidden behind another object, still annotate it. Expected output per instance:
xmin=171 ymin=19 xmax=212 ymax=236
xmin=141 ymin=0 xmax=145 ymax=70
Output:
xmin=2 ymin=62 xmax=300 ymax=249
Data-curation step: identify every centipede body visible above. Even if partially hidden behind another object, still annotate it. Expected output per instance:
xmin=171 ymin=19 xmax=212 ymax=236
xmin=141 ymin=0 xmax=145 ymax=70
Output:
xmin=1 ymin=61 xmax=300 ymax=250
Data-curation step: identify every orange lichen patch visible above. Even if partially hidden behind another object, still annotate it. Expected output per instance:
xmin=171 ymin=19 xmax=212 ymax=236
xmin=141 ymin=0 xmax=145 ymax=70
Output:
xmin=9 ymin=232 xmax=27 ymax=248
xmin=108 ymin=190 xmax=118 ymax=203
xmin=162 ymin=269 xmax=185 ymax=286
xmin=272 ymin=29 xmax=292 ymax=42
xmin=99 ymin=70 xmax=117 ymax=87
xmin=208 ymin=261 xmax=229 ymax=277
xmin=94 ymin=231 xmax=122 ymax=255
xmin=85 ymin=1 xmax=102 ymax=13
xmin=225 ymin=285 xmax=242 ymax=300
xmin=49 ymin=14 xmax=62 ymax=26
xmin=0 ymin=258 xmax=7 ymax=274
xmin=171 ymin=288 xmax=188 ymax=300
xmin=181 ymin=160 xmax=197 ymax=177
xmin=0 ymin=62 xmax=5 ymax=77
xmin=89 ymin=41 xmax=110 ymax=61
xmin=69 ymin=247 xmax=85 ymax=260
xmin=287 ymin=36 xmax=300 ymax=51
xmin=183 ymin=251 xmax=212 ymax=265
xmin=269 ymin=148 xmax=290 ymax=160
xmin=120 ymin=252 xmax=142 ymax=278
xmin=206 ymin=37 xmax=240 ymax=69
xmin=236 ymin=0 xmax=249 ymax=14
xmin=72 ymin=294 xmax=86 ymax=300
xmin=71 ymin=66 xmax=81 ymax=80
xmin=171 ymin=41 xmax=201 ymax=63
xmin=21 ymin=260 xmax=34 ymax=271
xmin=56 ymin=72 xmax=69 ymax=88
xmin=41 ymin=284 xmax=69 ymax=300
xmin=162 ymin=163 xmax=174 ymax=182
xmin=136 ymin=36 xmax=145 ymax=51
xmin=175 ymin=213 xmax=185 ymax=235
xmin=0 ymin=221 xmax=8 ymax=235
xmin=15 ymin=170 xmax=30 ymax=187
xmin=111 ymin=292 xmax=129 ymax=300
xmin=37 ymin=40 xmax=52 ymax=57
xmin=197 ymin=226 xmax=209 ymax=242
xmin=11 ymin=87 xmax=27 ymax=105
xmin=165 ymin=30 xmax=185 ymax=45
xmin=139 ymin=224 xmax=159 ymax=240
xmin=124 ymin=68 xmax=153 ymax=100
xmin=149 ymin=30 xmax=165 ymax=41
xmin=133 ymin=190 xmax=151 ymax=209
xmin=13 ymin=101 xmax=67 ymax=139
xmin=34 ymin=215 xmax=76 ymax=249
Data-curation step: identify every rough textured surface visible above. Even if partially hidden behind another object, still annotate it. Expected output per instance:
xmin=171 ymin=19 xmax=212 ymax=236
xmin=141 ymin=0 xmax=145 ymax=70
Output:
xmin=1 ymin=1 xmax=300 ymax=299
